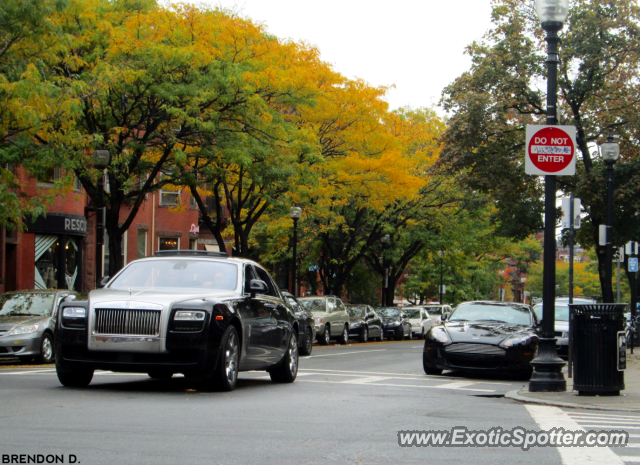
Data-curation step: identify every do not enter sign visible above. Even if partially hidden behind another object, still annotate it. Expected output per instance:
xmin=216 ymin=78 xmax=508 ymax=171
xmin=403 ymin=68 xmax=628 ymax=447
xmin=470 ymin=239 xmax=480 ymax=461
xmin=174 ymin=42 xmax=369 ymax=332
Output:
xmin=525 ymin=125 xmax=577 ymax=176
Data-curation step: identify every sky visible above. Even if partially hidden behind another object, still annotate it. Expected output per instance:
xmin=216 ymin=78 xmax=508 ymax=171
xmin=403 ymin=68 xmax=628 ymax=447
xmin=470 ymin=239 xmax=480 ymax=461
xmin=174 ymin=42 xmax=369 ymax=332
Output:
xmin=194 ymin=0 xmax=496 ymax=112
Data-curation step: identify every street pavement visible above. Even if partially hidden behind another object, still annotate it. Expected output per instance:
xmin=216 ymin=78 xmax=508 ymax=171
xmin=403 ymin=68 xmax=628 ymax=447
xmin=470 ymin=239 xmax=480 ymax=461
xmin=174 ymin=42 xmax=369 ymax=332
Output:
xmin=0 ymin=340 xmax=639 ymax=464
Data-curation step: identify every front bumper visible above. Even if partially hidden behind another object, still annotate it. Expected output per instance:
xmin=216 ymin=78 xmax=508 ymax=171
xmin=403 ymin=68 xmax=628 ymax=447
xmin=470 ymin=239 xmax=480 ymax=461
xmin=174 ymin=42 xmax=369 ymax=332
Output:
xmin=423 ymin=342 xmax=536 ymax=372
xmin=0 ymin=333 xmax=42 ymax=358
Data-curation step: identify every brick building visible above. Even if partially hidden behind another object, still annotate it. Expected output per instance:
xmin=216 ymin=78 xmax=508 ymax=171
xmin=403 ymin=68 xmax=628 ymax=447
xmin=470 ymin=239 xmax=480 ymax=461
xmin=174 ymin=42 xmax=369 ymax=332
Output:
xmin=0 ymin=169 xmax=201 ymax=294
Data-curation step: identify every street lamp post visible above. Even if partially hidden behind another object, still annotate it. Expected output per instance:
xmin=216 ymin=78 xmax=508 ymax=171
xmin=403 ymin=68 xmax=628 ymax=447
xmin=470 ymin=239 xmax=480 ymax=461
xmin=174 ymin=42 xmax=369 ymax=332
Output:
xmin=93 ymin=149 xmax=109 ymax=288
xmin=381 ymin=234 xmax=390 ymax=306
xmin=438 ymin=250 xmax=445 ymax=304
xmin=290 ymin=206 xmax=302 ymax=295
xmin=529 ymin=0 xmax=569 ymax=393
xmin=521 ymin=276 xmax=526 ymax=304
xmin=601 ymin=132 xmax=620 ymax=304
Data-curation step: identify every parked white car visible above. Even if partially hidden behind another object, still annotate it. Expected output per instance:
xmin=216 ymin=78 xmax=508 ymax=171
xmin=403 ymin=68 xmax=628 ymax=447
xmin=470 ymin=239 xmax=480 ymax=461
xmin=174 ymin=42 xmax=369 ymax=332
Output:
xmin=404 ymin=305 xmax=453 ymax=339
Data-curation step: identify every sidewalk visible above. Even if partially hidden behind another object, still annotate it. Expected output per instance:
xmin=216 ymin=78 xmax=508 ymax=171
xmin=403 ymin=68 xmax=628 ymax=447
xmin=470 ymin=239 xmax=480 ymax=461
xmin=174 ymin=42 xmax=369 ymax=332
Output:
xmin=506 ymin=349 xmax=640 ymax=411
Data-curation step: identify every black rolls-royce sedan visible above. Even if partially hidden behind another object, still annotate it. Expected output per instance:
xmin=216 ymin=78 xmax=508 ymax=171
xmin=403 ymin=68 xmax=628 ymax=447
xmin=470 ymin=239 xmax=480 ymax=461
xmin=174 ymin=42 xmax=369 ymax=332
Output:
xmin=423 ymin=301 xmax=539 ymax=376
xmin=55 ymin=250 xmax=299 ymax=391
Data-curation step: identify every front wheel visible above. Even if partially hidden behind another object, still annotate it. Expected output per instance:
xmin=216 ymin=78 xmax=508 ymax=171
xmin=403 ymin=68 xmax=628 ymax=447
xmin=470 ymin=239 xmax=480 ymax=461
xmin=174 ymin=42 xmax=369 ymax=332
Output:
xmin=360 ymin=327 xmax=369 ymax=343
xmin=207 ymin=326 xmax=239 ymax=391
xmin=270 ymin=331 xmax=299 ymax=383
xmin=338 ymin=325 xmax=349 ymax=344
xmin=37 ymin=333 xmax=55 ymax=364
xmin=56 ymin=363 xmax=94 ymax=387
xmin=395 ymin=327 xmax=404 ymax=341
xmin=300 ymin=327 xmax=313 ymax=356
xmin=318 ymin=325 xmax=331 ymax=345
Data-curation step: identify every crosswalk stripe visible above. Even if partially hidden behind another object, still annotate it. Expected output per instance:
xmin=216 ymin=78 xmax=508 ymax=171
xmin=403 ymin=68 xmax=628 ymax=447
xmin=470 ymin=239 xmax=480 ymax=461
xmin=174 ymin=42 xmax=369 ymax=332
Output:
xmin=527 ymin=405 xmax=625 ymax=465
xmin=618 ymin=457 xmax=640 ymax=463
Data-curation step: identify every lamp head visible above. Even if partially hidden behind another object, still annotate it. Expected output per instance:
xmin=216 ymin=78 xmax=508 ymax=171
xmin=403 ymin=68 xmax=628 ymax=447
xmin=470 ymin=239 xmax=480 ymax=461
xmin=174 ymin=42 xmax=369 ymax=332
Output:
xmin=601 ymin=131 xmax=620 ymax=164
xmin=93 ymin=149 xmax=110 ymax=170
xmin=290 ymin=206 xmax=302 ymax=220
xmin=536 ymin=0 xmax=570 ymax=24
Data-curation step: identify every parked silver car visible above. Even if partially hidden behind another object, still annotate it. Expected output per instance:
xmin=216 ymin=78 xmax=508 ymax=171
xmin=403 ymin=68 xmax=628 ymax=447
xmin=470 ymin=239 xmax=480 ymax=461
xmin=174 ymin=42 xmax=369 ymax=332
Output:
xmin=0 ymin=289 xmax=76 ymax=364
xmin=298 ymin=296 xmax=350 ymax=345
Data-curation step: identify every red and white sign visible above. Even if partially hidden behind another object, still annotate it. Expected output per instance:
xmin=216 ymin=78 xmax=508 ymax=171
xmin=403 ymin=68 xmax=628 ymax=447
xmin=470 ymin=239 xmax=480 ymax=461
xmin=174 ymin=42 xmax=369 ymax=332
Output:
xmin=525 ymin=125 xmax=576 ymax=176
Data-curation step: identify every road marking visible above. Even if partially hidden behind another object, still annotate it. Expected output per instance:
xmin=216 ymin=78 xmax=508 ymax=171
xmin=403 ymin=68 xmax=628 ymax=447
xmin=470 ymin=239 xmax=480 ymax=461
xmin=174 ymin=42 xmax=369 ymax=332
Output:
xmin=430 ymin=381 xmax=479 ymax=390
xmin=0 ymin=369 xmax=56 ymax=375
xmin=619 ymin=458 xmax=640 ymax=463
xmin=306 ymin=349 xmax=387 ymax=358
xmin=299 ymin=379 xmax=494 ymax=392
xmin=570 ymin=413 xmax=640 ymax=420
xmin=340 ymin=376 xmax=393 ymax=384
xmin=579 ymin=425 xmax=640 ymax=430
xmin=298 ymin=368 xmax=513 ymax=385
xmin=526 ymin=405 xmax=625 ymax=465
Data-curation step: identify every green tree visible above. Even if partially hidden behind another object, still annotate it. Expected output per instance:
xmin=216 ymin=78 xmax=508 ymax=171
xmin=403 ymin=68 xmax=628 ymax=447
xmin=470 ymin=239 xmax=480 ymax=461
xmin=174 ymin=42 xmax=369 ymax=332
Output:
xmin=440 ymin=0 xmax=640 ymax=301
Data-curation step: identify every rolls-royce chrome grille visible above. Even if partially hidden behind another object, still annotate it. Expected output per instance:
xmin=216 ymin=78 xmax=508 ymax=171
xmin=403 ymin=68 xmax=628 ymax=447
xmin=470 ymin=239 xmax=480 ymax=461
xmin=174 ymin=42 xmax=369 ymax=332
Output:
xmin=443 ymin=343 xmax=505 ymax=356
xmin=94 ymin=309 xmax=161 ymax=336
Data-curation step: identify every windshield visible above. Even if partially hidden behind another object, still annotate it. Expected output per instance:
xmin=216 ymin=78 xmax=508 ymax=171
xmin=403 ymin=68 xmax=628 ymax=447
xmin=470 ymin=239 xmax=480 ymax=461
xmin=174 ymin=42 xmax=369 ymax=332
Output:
xmin=533 ymin=303 xmax=569 ymax=322
xmin=0 ymin=293 xmax=55 ymax=317
xmin=347 ymin=306 xmax=366 ymax=317
xmin=405 ymin=309 xmax=422 ymax=319
xmin=425 ymin=307 xmax=442 ymax=315
xmin=299 ymin=299 xmax=327 ymax=313
xmin=378 ymin=308 xmax=400 ymax=318
xmin=450 ymin=303 xmax=532 ymax=326
xmin=109 ymin=259 xmax=239 ymax=291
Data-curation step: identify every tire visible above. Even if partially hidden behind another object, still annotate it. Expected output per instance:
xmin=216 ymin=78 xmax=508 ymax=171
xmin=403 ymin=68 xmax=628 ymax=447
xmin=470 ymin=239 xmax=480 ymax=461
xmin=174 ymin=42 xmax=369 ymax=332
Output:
xmin=270 ymin=331 xmax=299 ymax=383
xmin=36 ymin=333 xmax=55 ymax=364
xmin=421 ymin=328 xmax=426 ymax=340
xmin=208 ymin=325 xmax=240 ymax=392
xmin=148 ymin=371 xmax=173 ymax=380
xmin=395 ymin=327 xmax=404 ymax=341
xmin=338 ymin=325 xmax=349 ymax=344
xmin=318 ymin=325 xmax=331 ymax=345
xmin=56 ymin=363 xmax=94 ymax=387
xmin=424 ymin=367 xmax=443 ymax=375
xmin=379 ymin=327 xmax=385 ymax=342
xmin=360 ymin=326 xmax=369 ymax=343
xmin=300 ymin=326 xmax=313 ymax=356
xmin=407 ymin=327 xmax=413 ymax=340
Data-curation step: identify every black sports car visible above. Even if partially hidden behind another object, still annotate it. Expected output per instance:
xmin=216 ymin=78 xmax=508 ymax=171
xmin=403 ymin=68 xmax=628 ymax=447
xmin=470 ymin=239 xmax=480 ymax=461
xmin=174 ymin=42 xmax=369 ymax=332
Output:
xmin=423 ymin=301 xmax=539 ymax=375
xmin=346 ymin=304 xmax=384 ymax=342
xmin=55 ymin=250 xmax=299 ymax=391
xmin=378 ymin=307 xmax=412 ymax=340
xmin=282 ymin=292 xmax=316 ymax=356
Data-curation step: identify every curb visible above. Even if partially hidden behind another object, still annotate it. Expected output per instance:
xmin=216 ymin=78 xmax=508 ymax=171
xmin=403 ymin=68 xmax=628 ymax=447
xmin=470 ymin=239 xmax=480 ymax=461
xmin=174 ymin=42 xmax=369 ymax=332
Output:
xmin=505 ymin=389 xmax=640 ymax=412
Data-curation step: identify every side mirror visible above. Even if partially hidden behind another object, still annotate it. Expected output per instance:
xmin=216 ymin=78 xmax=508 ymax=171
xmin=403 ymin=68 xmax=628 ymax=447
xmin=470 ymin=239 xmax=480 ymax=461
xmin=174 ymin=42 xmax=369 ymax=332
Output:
xmin=98 ymin=276 xmax=110 ymax=288
xmin=441 ymin=312 xmax=450 ymax=322
xmin=401 ymin=313 xmax=408 ymax=319
xmin=365 ymin=313 xmax=374 ymax=320
xmin=249 ymin=279 xmax=268 ymax=297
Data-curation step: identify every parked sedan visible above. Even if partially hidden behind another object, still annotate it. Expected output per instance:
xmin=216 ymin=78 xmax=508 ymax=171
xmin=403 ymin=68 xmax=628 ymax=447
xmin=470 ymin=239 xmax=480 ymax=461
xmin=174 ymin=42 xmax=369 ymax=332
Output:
xmin=282 ymin=292 xmax=316 ymax=356
xmin=298 ymin=296 xmax=350 ymax=345
xmin=55 ymin=250 xmax=299 ymax=391
xmin=423 ymin=301 xmax=539 ymax=376
xmin=403 ymin=307 xmax=432 ymax=339
xmin=346 ymin=304 xmax=384 ymax=342
xmin=378 ymin=307 xmax=412 ymax=340
xmin=0 ymin=289 xmax=76 ymax=364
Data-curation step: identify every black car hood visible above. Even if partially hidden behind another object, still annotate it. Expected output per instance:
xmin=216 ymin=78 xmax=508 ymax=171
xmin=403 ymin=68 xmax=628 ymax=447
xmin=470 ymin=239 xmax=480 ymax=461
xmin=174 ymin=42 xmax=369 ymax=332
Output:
xmin=381 ymin=316 xmax=401 ymax=324
xmin=444 ymin=321 xmax=533 ymax=345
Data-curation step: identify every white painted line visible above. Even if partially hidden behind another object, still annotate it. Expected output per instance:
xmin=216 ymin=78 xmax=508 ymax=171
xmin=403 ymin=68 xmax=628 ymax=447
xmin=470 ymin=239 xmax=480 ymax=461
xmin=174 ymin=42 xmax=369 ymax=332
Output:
xmin=299 ymin=379 xmax=495 ymax=392
xmin=431 ymin=381 xmax=478 ymax=390
xmin=579 ymin=425 xmax=640 ymax=430
xmin=625 ymin=444 xmax=640 ymax=448
xmin=298 ymin=368 xmax=514 ymax=385
xmin=0 ymin=369 xmax=56 ymax=375
xmin=340 ymin=376 xmax=393 ymax=384
xmin=526 ymin=405 xmax=625 ymax=465
xmin=618 ymin=457 xmax=640 ymax=462
xmin=306 ymin=349 xmax=387 ymax=358
xmin=571 ymin=420 xmax=640 ymax=425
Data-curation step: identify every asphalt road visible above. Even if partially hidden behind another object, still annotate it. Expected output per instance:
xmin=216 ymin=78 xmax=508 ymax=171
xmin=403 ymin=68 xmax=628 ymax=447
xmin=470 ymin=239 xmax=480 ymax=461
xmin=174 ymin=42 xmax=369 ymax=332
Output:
xmin=1 ymin=340 xmax=638 ymax=465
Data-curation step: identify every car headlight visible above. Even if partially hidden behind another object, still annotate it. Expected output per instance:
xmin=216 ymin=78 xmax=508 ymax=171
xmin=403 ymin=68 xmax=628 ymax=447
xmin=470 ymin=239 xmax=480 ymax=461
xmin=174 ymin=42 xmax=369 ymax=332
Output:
xmin=174 ymin=311 xmax=206 ymax=321
xmin=351 ymin=322 xmax=362 ymax=328
xmin=500 ymin=335 xmax=533 ymax=348
xmin=63 ymin=307 xmax=86 ymax=318
xmin=387 ymin=321 xmax=400 ymax=327
xmin=561 ymin=332 xmax=569 ymax=338
xmin=314 ymin=317 xmax=323 ymax=324
xmin=428 ymin=327 xmax=451 ymax=344
xmin=8 ymin=324 xmax=39 ymax=336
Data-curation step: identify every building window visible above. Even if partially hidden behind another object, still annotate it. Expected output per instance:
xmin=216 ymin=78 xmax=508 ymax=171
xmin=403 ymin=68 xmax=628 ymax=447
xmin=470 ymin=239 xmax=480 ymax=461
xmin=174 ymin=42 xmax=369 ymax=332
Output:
xmin=73 ymin=175 xmax=83 ymax=192
xmin=137 ymin=231 xmax=147 ymax=258
xmin=36 ymin=166 xmax=62 ymax=187
xmin=189 ymin=238 xmax=197 ymax=250
xmin=160 ymin=185 xmax=181 ymax=206
xmin=159 ymin=237 xmax=179 ymax=250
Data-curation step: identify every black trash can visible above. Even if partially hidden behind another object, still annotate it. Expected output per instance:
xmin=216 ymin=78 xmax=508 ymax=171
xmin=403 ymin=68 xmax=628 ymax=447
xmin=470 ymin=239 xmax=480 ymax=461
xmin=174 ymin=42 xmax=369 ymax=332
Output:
xmin=570 ymin=303 xmax=627 ymax=396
